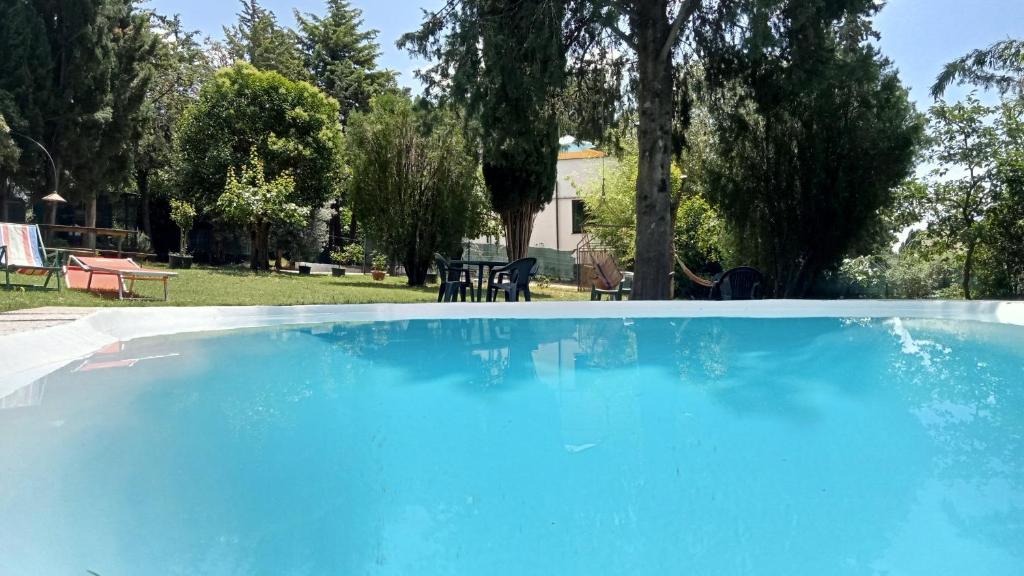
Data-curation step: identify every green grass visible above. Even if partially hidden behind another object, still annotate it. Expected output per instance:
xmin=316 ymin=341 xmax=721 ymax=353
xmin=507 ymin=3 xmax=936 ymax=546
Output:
xmin=0 ymin=264 xmax=588 ymax=312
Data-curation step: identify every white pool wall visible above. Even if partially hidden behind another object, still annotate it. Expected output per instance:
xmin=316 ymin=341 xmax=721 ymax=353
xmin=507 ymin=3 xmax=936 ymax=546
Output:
xmin=2 ymin=300 xmax=1022 ymax=398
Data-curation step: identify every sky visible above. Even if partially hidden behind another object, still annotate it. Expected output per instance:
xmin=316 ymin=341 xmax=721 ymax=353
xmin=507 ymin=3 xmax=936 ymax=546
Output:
xmin=147 ymin=0 xmax=1024 ymax=109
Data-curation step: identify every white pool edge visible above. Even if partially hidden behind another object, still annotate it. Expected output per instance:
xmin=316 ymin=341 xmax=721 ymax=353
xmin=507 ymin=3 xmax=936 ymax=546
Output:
xmin=2 ymin=300 xmax=1022 ymax=398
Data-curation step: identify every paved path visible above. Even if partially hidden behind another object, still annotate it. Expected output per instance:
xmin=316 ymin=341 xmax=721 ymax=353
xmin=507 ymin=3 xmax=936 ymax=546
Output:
xmin=0 ymin=307 xmax=96 ymax=337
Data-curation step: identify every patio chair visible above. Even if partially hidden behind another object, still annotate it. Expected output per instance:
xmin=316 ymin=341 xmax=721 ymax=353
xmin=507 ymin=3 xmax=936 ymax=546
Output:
xmin=711 ymin=266 xmax=764 ymax=300
xmin=435 ymin=253 xmax=475 ymax=302
xmin=66 ymin=255 xmax=177 ymax=301
xmin=0 ymin=222 xmax=63 ymax=291
xmin=591 ymin=271 xmax=633 ymax=301
xmin=486 ymin=257 xmax=537 ymax=302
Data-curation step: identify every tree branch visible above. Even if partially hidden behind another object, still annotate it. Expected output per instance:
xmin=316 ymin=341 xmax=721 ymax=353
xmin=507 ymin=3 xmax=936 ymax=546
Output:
xmin=608 ymin=23 xmax=637 ymax=51
xmin=661 ymin=0 xmax=701 ymax=62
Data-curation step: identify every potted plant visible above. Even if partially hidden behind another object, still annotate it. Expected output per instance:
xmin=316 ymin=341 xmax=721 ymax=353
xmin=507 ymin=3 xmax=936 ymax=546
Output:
xmin=169 ymin=199 xmax=196 ymax=269
xmin=371 ymin=253 xmax=388 ymax=281
xmin=329 ymin=245 xmax=359 ymax=277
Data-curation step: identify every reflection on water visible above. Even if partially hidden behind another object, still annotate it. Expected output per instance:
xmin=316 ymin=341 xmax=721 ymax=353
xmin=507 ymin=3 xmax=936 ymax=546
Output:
xmin=0 ymin=317 xmax=1022 ymax=575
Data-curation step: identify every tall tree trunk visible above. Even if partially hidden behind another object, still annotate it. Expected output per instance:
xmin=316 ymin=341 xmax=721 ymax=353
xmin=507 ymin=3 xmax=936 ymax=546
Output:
xmin=136 ymin=168 xmax=152 ymax=238
xmin=631 ymin=0 xmax=676 ymax=300
xmin=348 ymin=213 xmax=359 ymax=244
xmin=251 ymin=222 xmax=271 ymax=271
xmin=85 ymin=195 xmax=97 ymax=249
xmin=502 ymin=202 xmax=538 ymax=262
xmin=405 ymin=232 xmax=430 ymax=287
xmin=963 ymin=240 xmax=977 ymax=300
xmin=1 ymin=178 xmax=9 ymax=222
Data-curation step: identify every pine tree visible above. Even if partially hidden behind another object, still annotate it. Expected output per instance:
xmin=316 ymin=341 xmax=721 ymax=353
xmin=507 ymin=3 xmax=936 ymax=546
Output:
xmin=224 ymin=0 xmax=306 ymax=81
xmin=0 ymin=0 xmax=155 ymax=242
xmin=295 ymin=0 xmax=397 ymax=124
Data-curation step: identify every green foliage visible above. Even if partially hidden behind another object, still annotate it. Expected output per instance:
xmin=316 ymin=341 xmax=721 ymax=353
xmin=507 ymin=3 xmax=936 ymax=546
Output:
xmin=401 ymin=0 xmax=567 ymax=261
xmin=330 ymin=243 xmax=363 ymax=266
xmin=223 ymin=0 xmax=306 ymax=81
xmin=371 ymin=252 xmax=388 ymax=272
xmin=295 ymin=0 xmax=398 ymax=124
xmin=932 ymin=39 xmax=1024 ymax=99
xmin=0 ymin=113 xmax=17 ymax=170
xmin=134 ymin=14 xmax=211 ymax=206
xmin=580 ymin=141 xmax=727 ymax=273
xmin=703 ymin=1 xmax=924 ymax=298
xmin=175 ymin=62 xmax=344 ymax=213
xmin=347 ymin=94 xmax=480 ymax=285
xmin=916 ymin=39 xmax=1024 ymax=299
xmin=216 ymin=149 xmax=307 ymax=270
xmin=169 ymin=199 xmax=197 ymax=254
xmin=0 ymin=0 xmax=157 ymax=204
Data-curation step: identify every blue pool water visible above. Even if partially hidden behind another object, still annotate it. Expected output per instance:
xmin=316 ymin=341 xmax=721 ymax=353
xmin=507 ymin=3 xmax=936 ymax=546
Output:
xmin=1 ymin=316 xmax=1023 ymax=574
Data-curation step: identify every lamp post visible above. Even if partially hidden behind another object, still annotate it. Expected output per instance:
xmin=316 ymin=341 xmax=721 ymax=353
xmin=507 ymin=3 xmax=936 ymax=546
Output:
xmin=8 ymin=131 xmax=65 ymax=233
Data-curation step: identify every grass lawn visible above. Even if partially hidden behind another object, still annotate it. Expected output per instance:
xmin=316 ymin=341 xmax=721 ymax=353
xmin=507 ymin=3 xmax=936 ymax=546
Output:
xmin=0 ymin=264 xmax=588 ymax=313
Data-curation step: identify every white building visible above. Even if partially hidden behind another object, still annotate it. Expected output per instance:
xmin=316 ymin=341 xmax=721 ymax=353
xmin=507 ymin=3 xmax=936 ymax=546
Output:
xmin=530 ymin=148 xmax=611 ymax=253
xmin=473 ymin=147 xmax=612 ymax=254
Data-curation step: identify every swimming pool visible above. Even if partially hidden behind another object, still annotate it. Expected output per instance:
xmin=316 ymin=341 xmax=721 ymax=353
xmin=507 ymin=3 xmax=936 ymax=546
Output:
xmin=1 ymin=303 xmax=1023 ymax=574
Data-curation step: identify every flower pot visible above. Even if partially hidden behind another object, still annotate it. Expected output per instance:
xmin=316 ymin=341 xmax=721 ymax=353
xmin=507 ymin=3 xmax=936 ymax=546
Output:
xmin=298 ymin=265 xmax=312 ymax=276
xmin=169 ymin=254 xmax=193 ymax=269
xmin=331 ymin=267 xmax=346 ymax=277
xmin=371 ymin=270 xmax=386 ymax=281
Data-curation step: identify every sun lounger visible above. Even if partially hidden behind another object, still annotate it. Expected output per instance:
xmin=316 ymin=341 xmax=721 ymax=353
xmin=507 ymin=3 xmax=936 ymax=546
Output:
xmin=67 ymin=255 xmax=177 ymax=301
xmin=0 ymin=222 xmax=64 ymax=291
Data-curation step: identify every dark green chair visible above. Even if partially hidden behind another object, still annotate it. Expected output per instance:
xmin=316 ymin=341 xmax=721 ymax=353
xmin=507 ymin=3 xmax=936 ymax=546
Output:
xmin=486 ymin=258 xmax=537 ymax=302
xmin=434 ymin=254 xmax=475 ymax=302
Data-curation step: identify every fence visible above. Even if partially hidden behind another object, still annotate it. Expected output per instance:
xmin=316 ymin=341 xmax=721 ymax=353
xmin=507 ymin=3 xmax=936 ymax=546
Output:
xmin=463 ymin=242 xmax=577 ymax=282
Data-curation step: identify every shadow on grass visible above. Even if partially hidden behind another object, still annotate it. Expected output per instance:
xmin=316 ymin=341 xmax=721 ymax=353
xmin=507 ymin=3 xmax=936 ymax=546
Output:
xmin=333 ymin=279 xmax=436 ymax=293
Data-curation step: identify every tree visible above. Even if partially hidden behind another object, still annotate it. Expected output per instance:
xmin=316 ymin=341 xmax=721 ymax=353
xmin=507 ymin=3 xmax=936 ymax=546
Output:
xmin=921 ymin=97 xmax=1001 ymax=300
xmin=932 ymin=39 xmax=1024 ymax=99
xmin=984 ymin=99 xmax=1024 ymax=296
xmin=580 ymin=139 xmax=727 ymax=276
xmin=175 ymin=63 xmax=344 ymax=216
xmin=931 ymin=39 xmax=1024 ymax=299
xmin=295 ymin=0 xmax=398 ymax=125
xmin=347 ymin=94 xmax=482 ymax=285
xmin=609 ymin=0 xmax=704 ymax=299
xmin=224 ymin=0 xmax=306 ymax=81
xmin=402 ymin=0 xmax=567 ymax=263
xmin=217 ymin=149 xmax=306 ymax=270
xmin=169 ymin=199 xmax=196 ymax=255
xmin=702 ymin=1 xmax=923 ymax=297
xmin=0 ymin=113 xmax=17 ymax=173
xmin=0 ymin=0 xmax=156 ymax=243
xmin=133 ymin=13 xmax=211 ymax=240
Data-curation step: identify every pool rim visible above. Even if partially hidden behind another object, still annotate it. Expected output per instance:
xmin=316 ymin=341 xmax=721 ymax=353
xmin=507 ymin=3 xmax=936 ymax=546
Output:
xmin=1 ymin=300 xmax=1022 ymax=397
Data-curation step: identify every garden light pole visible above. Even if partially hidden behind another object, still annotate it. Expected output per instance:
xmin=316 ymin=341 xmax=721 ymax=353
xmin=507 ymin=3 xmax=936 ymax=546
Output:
xmin=8 ymin=130 xmax=66 ymax=230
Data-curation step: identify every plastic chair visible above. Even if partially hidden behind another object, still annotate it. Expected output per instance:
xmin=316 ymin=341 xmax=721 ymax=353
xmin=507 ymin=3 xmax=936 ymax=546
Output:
xmin=486 ymin=258 xmax=537 ymax=302
xmin=711 ymin=267 xmax=764 ymax=300
xmin=434 ymin=254 xmax=475 ymax=302
xmin=591 ymin=271 xmax=633 ymax=301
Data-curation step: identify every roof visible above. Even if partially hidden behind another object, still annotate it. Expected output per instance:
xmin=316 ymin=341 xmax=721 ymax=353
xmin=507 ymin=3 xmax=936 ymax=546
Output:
xmin=558 ymin=149 xmax=607 ymax=160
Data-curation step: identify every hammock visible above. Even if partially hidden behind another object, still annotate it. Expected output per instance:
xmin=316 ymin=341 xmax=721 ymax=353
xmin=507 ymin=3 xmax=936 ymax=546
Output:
xmin=674 ymin=254 xmax=714 ymax=288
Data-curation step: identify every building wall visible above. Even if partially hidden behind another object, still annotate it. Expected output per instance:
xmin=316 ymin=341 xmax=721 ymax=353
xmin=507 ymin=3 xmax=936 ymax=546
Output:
xmin=473 ymin=155 xmax=613 ymax=253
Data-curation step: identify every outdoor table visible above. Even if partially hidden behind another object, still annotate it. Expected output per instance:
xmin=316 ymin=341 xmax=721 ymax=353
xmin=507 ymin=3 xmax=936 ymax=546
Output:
xmin=451 ymin=259 xmax=507 ymax=302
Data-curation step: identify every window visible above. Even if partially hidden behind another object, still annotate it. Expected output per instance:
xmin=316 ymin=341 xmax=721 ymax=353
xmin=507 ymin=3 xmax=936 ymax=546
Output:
xmin=571 ymin=199 xmax=588 ymax=234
